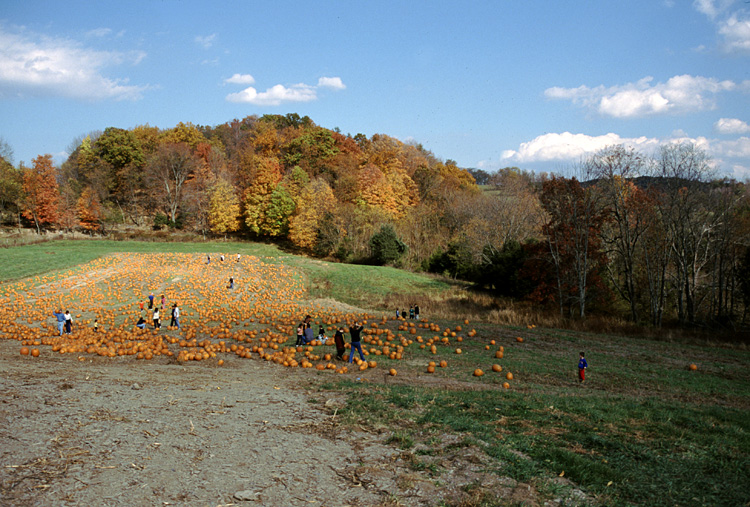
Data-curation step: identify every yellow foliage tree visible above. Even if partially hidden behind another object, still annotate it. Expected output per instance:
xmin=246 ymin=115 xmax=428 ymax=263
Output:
xmin=288 ymin=179 xmax=336 ymax=250
xmin=208 ymin=178 xmax=240 ymax=235
xmin=243 ymin=157 xmax=282 ymax=234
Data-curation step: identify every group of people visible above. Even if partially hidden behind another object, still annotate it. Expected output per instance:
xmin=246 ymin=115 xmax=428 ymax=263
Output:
xmin=52 ymin=310 xmax=74 ymax=336
xmin=135 ymin=294 xmax=181 ymax=330
xmin=396 ymin=304 xmax=420 ymax=320
xmin=295 ymin=315 xmax=365 ymax=364
xmin=207 ymin=253 xmax=241 ymax=264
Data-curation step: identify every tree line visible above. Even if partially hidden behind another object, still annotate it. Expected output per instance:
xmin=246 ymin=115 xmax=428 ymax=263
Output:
xmin=0 ymin=115 xmax=748 ymax=327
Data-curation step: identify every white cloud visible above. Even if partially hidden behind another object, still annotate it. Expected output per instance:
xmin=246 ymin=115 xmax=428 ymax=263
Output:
xmin=731 ymin=163 xmax=750 ymax=180
xmin=501 ymin=132 xmax=662 ymax=163
xmin=718 ymin=14 xmax=750 ymax=53
xmin=546 ymin=75 xmax=737 ymax=118
xmin=317 ymin=76 xmax=346 ymax=90
xmin=0 ymin=27 xmax=147 ymax=101
xmin=195 ymin=34 xmax=216 ymax=49
xmin=694 ymin=1 xmax=750 ymax=55
xmin=715 ymin=117 xmax=750 ymax=134
xmin=224 ymin=73 xmax=255 ymax=85
xmin=713 ymin=136 xmax=750 ymax=158
xmin=226 ymin=83 xmax=317 ymax=106
xmin=693 ymin=0 xmax=722 ymax=19
xmin=225 ymin=75 xmax=345 ymax=106
xmin=499 ymin=131 xmax=750 ymax=177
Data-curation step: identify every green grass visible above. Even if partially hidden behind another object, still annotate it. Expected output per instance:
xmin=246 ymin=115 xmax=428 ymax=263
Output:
xmin=321 ymin=322 xmax=750 ymax=506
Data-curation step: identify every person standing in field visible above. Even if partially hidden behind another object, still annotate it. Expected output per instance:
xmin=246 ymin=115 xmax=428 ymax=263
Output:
xmin=228 ymin=277 xmax=234 ymax=289
xmin=169 ymin=304 xmax=177 ymax=328
xmin=295 ymin=322 xmax=305 ymax=346
xmin=578 ymin=352 xmax=588 ymax=383
xmin=153 ymin=308 xmax=161 ymax=329
xmin=207 ymin=254 xmax=211 ymax=264
xmin=139 ymin=300 xmax=144 ymax=311
xmin=236 ymin=253 xmax=241 ymax=262
xmin=64 ymin=310 xmax=73 ymax=334
xmin=348 ymin=322 xmax=365 ymax=364
xmin=334 ymin=326 xmax=346 ymax=360
xmin=93 ymin=319 xmax=99 ymax=332
xmin=414 ymin=304 xmax=420 ymax=320
xmin=148 ymin=293 xmax=154 ymax=309
xmin=173 ymin=304 xmax=180 ymax=329
xmin=409 ymin=305 xmax=415 ymax=319
xmin=160 ymin=294 xmax=166 ymax=309
xmin=52 ymin=309 xmax=65 ymax=336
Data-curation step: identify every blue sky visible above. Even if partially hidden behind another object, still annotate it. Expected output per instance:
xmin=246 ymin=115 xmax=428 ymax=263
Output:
xmin=1 ymin=0 xmax=749 ymax=178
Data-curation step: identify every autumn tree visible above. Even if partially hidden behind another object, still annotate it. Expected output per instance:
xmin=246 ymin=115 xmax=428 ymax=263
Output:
xmin=0 ymin=146 xmax=22 ymax=223
xmin=146 ymin=143 xmax=198 ymax=225
xmin=584 ymin=145 xmax=650 ymax=322
xmin=243 ymin=156 xmax=283 ymax=235
xmin=288 ymin=179 xmax=336 ymax=250
xmin=20 ymin=155 xmax=61 ymax=233
xmin=540 ymin=176 xmax=608 ymax=318
xmin=655 ymin=142 xmax=719 ymax=324
xmin=77 ymin=186 xmax=105 ymax=231
xmin=208 ymin=178 xmax=240 ymax=235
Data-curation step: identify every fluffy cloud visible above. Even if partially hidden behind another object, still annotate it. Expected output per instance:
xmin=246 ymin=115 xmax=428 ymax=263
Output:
xmin=225 ymin=75 xmax=345 ymax=106
xmin=224 ymin=73 xmax=255 ymax=85
xmin=714 ymin=117 xmax=750 ymax=134
xmin=718 ymin=14 xmax=750 ymax=53
xmin=499 ymin=131 xmax=750 ymax=177
xmin=317 ymin=76 xmax=346 ymax=90
xmin=545 ymin=75 xmax=736 ymax=118
xmin=694 ymin=1 xmax=750 ymax=54
xmin=0 ymin=27 xmax=146 ymax=101
xmin=226 ymin=83 xmax=317 ymax=106
xmin=501 ymin=132 xmax=662 ymax=163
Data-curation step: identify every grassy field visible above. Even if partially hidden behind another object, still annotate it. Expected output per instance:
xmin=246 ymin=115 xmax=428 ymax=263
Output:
xmin=1 ymin=239 xmax=748 ymax=506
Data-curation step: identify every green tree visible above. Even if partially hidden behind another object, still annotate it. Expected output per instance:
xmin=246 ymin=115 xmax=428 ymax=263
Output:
xmin=369 ymin=224 xmax=407 ymax=265
xmin=260 ymin=185 xmax=295 ymax=237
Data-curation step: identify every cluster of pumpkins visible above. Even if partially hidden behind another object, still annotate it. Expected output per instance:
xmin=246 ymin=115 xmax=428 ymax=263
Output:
xmin=1 ymin=253 xmax=517 ymax=385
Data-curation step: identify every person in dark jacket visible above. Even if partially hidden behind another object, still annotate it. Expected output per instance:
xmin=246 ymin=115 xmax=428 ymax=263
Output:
xmin=333 ymin=326 xmax=346 ymax=360
xmin=348 ymin=322 xmax=365 ymax=364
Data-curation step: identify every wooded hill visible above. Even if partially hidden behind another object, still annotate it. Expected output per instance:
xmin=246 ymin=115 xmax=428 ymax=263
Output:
xmin=1 ymin=115 xmax=749 ymax=329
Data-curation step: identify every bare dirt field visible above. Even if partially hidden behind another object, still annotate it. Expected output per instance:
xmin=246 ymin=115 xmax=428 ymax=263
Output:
xmin=0 ymin=339 xmax=528 ymax=507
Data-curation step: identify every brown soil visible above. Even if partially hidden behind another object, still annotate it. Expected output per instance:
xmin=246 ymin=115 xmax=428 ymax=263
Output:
xmin=0 ymin=340 xmax=558 ymax=507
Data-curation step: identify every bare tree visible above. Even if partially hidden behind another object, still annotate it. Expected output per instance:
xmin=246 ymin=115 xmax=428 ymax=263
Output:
xmin=146 ymin=143 xmax=198 ymax=224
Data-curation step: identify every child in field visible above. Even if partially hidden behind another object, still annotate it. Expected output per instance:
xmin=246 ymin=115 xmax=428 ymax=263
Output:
xmin=578 ymin=352 xmax=588 ymax=383
xmin=296 ymin=323 xmax=305 ymax=346
xmin=317 ymin=325 xmax=328 ymax=344
xmin=153 ymin=308 xmax=161 ymax=329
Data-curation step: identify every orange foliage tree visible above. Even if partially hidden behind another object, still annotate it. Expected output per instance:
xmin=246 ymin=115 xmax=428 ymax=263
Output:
xmin=21 ymin=155 xmax=60 ymax=232
xmin=77 ymin=186 xmax=105 ymax=231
